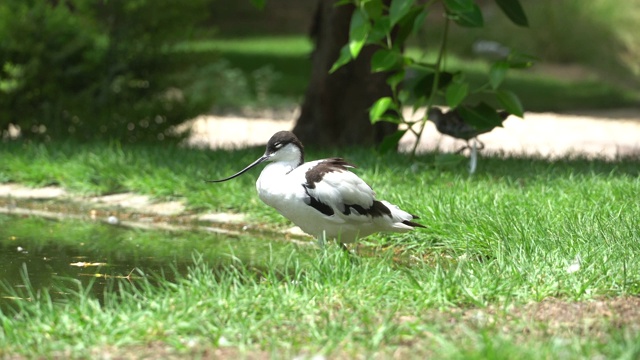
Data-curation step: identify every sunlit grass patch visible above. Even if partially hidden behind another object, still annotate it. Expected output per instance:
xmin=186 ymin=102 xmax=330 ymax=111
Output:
xmin=176 ymin=36 xmax=313 ymax=56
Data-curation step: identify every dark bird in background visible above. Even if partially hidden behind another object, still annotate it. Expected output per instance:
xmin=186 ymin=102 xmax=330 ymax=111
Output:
xmin=428 ymin=107 xmax=510 ymax=174
xmin=427 ymin=107 xmax=509 ymax=152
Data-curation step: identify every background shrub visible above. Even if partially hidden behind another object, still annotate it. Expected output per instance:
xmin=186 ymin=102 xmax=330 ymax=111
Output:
xmin=0 ymin=0 xmax=214 ymax=142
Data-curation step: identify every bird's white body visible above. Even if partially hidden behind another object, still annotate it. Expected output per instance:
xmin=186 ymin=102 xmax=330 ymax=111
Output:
xmin=257 ymin=159 xmax=417 ymax=243
xmin=209 ymin=131 xmax=423 ymax=244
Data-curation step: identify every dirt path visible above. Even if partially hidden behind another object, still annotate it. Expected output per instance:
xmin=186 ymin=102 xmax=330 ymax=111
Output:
xmin=184 ymin=108 xmax=640 ymax=159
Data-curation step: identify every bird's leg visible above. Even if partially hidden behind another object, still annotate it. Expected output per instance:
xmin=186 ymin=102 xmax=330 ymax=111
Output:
xmin=317 ymin=231 xmax=327 ymax=248
xmin=455 ymin=143 xmax=470 ymax=154
xmin=454 ymin=139 xmax=476 ymax=154
xmin=469 ymin=138 xmax=478 ymax=174
xmin=338 ymin=242 xmax=359 ymax=264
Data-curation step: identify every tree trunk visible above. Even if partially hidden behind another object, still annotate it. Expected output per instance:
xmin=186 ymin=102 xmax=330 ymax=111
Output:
xmin=293 ymin=0 xmax=397 ymax=147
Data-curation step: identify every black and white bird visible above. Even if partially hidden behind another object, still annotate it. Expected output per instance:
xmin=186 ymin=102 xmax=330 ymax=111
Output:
xmin=427 ymin=107 xmax=509 ymax=150
xmin=207 ymin=131 xmax=424 ymax=247
xmin=428 ymin=107 xmax=509 ymax=173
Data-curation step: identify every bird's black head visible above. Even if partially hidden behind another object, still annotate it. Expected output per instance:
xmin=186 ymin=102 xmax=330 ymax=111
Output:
xmin=265 ymin=131 xmax=304 ymax=165
xmin=206 ymin=131 xmax=304 ymax=183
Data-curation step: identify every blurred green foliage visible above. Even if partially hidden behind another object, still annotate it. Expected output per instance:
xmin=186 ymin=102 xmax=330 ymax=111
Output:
xmin=424 ymin=0 xmax=640 ymax=86
xmin=0 ymin=0 xmax=214 ymax=142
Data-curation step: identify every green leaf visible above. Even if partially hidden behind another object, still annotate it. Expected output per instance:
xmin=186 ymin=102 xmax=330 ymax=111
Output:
xmin=389 ymin=0 xmax=416 ymax=26
xmin=349 ymin=10 xmax=370 ymax=58
xmin=445 ymin=81 xmax=468 ymax=108
xmin=412 ymin=6 xmax=428 ymax=34
xmin=386 ymin=70 xmax=405 ymax=91
xmin=398 ymin=89 xmax=410 ymax=104
xmin=363 ymin=0 xmax=384 ymax=19
xmin=369 ymin=96 xmax=396 ymax=123
xmin=412 ymin=71 xmax=455 ymax=98
xmin=489 ymin=61 xmax=509 ymax=89
xmin=371 ymin=48 xmax=402 ymax=72
xmin=369 ymin=17 xmax=392 ymax=44
xmin=457 ymin=102 xmax=505 ymax=129
xmin=444 ymin=0 xmax=475 ymax=11
xmin=495 ymin=0 xmax=529 ymax=27
xmin=496 ymin=89 xmax=524 ymax=117
xmin=444 ymin=0 xmax=484 ymax=27
xmin=329 ymin=45 xmax=353 ymax=74
xmin=249 ymin=0 xmax=266 ymax=10
xmin=378 ymin=129 xmax=407 ymax=154
xmin=394 ymin=7 xmax=424 ymax=45
xmin=412 ymin=95 xmax=427 ymax=113
xmin=455 ymin=5 xmax=484 ymax=27
xmin=349 ymin=38 xmax=366 ymax=59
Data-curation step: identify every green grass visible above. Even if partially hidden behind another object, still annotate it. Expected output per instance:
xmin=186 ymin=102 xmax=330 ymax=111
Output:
xmin=1 ymin=141 xmax=640 ymax=358
xmin=1 ymin=241 xmax=639 ymax=358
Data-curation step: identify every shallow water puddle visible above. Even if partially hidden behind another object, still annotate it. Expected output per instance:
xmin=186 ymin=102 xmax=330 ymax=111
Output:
xmin=0 ymin=214 xmax=299 ymax=311
xmin=1 ymin=239 xmax=158 ymax=306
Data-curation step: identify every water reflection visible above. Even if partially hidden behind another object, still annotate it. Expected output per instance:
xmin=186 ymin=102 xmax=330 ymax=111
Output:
xmin=1 ymin=240 xmax=166 ymax=307
xmin=0 ymin=214 xmax=299 ymax=312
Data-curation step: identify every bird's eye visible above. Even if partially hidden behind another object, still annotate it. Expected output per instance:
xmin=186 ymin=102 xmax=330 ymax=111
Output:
xmin=274 ymin=142 xmax=283 ymax=149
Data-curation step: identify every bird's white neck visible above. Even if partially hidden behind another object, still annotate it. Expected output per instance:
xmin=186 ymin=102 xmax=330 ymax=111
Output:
xmin=260 ymin=160 xmax=298 ymax=179
xmin=256 ymin=160 xmax=300 ymax=209
xmin=256 ymin=141 xmax=304 ymax=203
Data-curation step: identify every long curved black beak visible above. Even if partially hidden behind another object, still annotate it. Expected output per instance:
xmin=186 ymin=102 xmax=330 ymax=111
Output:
xmin=206 ymin=155 xmax=269 ymax=183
